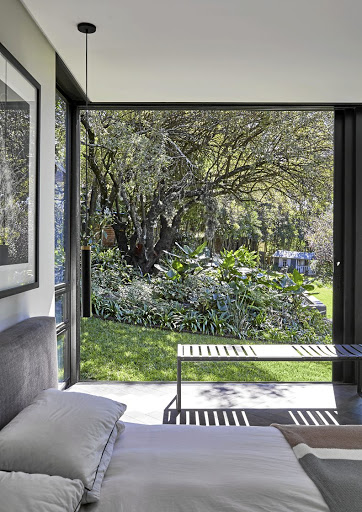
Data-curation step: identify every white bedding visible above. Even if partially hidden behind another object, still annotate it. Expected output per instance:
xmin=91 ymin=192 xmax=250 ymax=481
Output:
xmin=81 ymin=423 xmax=329 ymax=512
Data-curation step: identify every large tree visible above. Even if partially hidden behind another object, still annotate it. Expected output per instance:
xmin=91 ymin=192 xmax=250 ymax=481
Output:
xmin=81 ymin=109 xmax=333 ymax=273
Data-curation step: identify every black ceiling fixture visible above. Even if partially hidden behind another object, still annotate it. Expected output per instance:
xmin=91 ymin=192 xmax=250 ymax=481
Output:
xmin=78 ymin=22 xmax=96 ymax=318
xmin=77 ymin=22 xmax=96 ymax=35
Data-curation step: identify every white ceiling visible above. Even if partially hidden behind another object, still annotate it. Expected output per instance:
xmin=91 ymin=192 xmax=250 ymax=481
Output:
xmin=20 ymin=0 xmax=362 ymax=103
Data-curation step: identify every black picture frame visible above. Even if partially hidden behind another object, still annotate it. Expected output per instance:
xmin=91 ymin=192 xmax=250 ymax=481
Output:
xmin=0 ymin=43 xmax=40 ymax=299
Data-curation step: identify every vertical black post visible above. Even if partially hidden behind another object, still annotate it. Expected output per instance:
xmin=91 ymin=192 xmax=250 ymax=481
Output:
xmin=357 ymin=361 xmax=362 ymax=396
xmin=333 ymin=108 xmax=362 ymax=384
xmin=177 ymin=358 xmax=182 ymax=412
xmin=333 ymin=110 xmax=344 ymax=352
xmin=355 ymin=108 xmax=362 ymax=343
xmin=81 ymin=246 xmax=92 ymax=317
xmin=70 ymin=104 xmax=81 ymax=385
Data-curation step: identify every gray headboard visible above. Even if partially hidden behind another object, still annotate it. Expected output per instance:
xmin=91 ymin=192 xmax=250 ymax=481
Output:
xmin=0 ymin=316 xmax=58 ymax=430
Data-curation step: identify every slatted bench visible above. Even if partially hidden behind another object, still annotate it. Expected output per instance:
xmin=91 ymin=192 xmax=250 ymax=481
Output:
xmin=176 ymin=343 xmax=362 ymax=412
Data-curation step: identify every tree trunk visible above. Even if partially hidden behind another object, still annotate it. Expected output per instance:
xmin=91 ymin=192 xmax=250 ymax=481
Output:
xmin=112 ymin=219 xmax=129 ymax=256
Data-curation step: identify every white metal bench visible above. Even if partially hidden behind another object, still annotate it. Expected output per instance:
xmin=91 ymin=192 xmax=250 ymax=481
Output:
xmin=176 ymin=343 xmax=362 ymax=412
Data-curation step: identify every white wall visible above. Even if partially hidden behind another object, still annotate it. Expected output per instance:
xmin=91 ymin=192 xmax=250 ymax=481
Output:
xmin=0 ymin=0 xmax=55 ymax=331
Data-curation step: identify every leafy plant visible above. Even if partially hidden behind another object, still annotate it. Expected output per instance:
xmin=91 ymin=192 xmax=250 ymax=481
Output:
xmin=155 ymin=241 xmax=210 ymax=282
xmin=217 ymin=246 xmax=258 ymax=283
xmin=91 ymin=243 xmax=330 ymax=344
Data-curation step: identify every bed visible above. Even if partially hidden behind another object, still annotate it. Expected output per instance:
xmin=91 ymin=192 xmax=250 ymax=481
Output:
xmin=0 ymin=316 xmax=354 ymax=512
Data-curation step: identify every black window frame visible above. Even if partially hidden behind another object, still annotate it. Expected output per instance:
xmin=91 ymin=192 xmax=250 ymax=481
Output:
xmin=56 ymin=54 xmax=362 ymax=386
xmin=55 ymin=89 xmax=72 ymax=388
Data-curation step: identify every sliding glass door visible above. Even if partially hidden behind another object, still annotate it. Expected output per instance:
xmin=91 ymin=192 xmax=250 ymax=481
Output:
xmin=55 ymin=91 xmax=71 ymax=385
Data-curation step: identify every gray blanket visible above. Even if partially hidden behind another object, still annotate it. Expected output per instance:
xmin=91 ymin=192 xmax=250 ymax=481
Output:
xmin=273 ymin=424 xmax=362 ymax=512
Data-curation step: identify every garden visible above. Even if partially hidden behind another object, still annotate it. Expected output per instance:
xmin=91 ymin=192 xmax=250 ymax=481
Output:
xmin=71 ymin=108 xmax=334 ymax=382
xmin=80 ymin=242 xmax=332 ymax=381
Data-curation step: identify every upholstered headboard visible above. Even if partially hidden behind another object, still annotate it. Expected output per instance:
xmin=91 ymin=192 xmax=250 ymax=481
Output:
xmin=0 ymin=316 xmax=58 ymax=430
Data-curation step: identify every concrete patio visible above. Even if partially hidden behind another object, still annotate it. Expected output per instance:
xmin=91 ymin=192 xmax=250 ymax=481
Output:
xmin=69 ymin=381 xmax=362 ymax=426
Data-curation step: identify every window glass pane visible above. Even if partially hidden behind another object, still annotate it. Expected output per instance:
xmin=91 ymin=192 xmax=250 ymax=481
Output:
xmin=55 ymin=94 xmax=68 ymax=284
xmin=57 ymin=332 xmax=66 ymax=382
xmin=55 ymin=294 xmax=67 ymax=325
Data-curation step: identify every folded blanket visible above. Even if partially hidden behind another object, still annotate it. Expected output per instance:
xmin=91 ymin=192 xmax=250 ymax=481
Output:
xmin=273 ymin=424 xmax=362 ymax=512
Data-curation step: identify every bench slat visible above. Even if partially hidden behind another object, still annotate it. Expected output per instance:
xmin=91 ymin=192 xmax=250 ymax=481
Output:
xmin=343 ymin=345 xmax=362 ymax=356
xmin=182 ymin=345 xmax=191 ymax=357
xmin=177 ymin=343 xmax=362 ymax=360
xmin=334 ymin=345 xmax=359 ymax=357
xmin=305 ymin=345 xmax=328 ymax=358
xmin=200 ymin=345 xmax=210 ymax=357
xmin=314 ymin=345 xmax=336 ymax=357
xmin=252 ymin=344 xmax=302 ymax=359
xmin=233 ymin=345 xmax=248 ymax=358
xmin=216 ymin=345 xmax=229 ymax=358
xmin=322 ymin=345 xmax=341 ymax=357
xmin=240 ymin=345 xmax=256 ymax=357
xmin=208 ymin=345 xmax=219 ymax=357
xmin=225 ymin=345 xmax=238 ymax=357
xmin=297 ymin=345 xmax=318 ymax=357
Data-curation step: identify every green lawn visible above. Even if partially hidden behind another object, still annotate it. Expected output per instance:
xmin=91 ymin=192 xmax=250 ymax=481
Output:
xmin=80 ymin=317 xmax=332 ymax=382
xmin=312 ymin=286 xmax=333 ymax=320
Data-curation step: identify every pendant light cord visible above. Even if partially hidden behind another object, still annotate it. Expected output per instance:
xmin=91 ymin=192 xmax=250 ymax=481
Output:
xmin=84 ymin=31 xmax=89 ymax=239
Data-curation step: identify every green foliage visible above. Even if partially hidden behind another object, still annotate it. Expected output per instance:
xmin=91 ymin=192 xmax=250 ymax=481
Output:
xmin=81 ymin=109 xmax=333 ymax=274
xmin=92 ymin=246 xmax=135 ymax=287
xmin=91 ymin=244 xmax=331 ymax=344
xmin=217 ymin=247 xmax=258 ymax=282
xmin=155 ymin=241 xmax=209 ymax=282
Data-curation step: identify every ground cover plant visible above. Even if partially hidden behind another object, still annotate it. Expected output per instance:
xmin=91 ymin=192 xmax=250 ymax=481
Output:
xmin=91 ymin=244 xmax=332 ymax=344
xmin=80 ymin=317 xmax=332 ymax=382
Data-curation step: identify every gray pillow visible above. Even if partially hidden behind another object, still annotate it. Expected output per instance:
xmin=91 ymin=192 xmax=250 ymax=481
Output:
xmin=0 ymin=389 xmax=126 ymax=503
xmin=0 ymin=471 xmax=84 ymax=512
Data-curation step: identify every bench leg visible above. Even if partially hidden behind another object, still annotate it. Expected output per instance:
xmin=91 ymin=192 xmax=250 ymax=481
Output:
xmin=357 ymin=361 xmax=362 ymax=397
xmin=177 ymin=358 xmax=181 ymax=412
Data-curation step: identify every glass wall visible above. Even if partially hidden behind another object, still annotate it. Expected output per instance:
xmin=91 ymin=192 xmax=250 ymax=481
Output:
xmin=55 ymin=91 xmax=70 ymax=384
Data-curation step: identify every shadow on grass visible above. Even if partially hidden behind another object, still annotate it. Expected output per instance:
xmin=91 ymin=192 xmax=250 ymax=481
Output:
xmin=80 ymin=317 xmax=332 ymax=382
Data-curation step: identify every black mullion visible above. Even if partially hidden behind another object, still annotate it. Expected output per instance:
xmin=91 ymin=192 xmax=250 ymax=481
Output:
xmin=343 ymin=109 xmax=356 ymax=345
xmin=333 ymin=108 xmax=362 ymax=384
xmin=333 ymin=110 xmax=344 ymax=349
xmin=55 ymin=90 xmax=72 ymax=384
xmin=69 ymin=103 xmax=81 ymax=386
xmin=63 ymin=97 xmax=72 ymax=383
xmin=355 ymin=108 xmax=362 ymax=340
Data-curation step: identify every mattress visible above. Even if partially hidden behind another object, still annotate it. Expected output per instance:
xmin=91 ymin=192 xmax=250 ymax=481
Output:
xmin=81 ymin=423 xmax=329 ymax=512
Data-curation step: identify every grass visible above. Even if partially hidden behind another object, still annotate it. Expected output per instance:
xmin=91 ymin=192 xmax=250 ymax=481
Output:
xmin=80 ymin=317 xmax=332 ymax=382
xmin=312 ymin=285 xmax=333 ymax=320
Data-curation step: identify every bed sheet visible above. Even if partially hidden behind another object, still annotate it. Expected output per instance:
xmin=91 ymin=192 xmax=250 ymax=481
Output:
xmin=81 ymin=423 xmax=329 ymax=512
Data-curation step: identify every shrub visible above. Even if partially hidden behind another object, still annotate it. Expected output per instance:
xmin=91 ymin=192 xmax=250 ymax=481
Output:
xmin=91 ymin=245 xmax=332 ymax=343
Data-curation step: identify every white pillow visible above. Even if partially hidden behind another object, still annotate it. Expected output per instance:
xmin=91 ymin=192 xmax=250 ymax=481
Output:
xmin=0 ymin=389 xmax=126 ymax=503
xmin=0 ymin=471 xmax=84 ymax=512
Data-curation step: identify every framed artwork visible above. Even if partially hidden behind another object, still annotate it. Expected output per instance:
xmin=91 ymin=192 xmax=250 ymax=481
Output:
xmin=0 ymin=43 xmax=40 ymax=298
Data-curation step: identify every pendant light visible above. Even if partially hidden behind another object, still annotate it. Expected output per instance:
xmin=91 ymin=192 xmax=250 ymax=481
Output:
xmin=78 ymin=22 xmax=96 ymax=317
